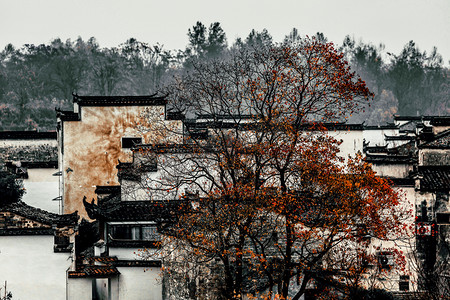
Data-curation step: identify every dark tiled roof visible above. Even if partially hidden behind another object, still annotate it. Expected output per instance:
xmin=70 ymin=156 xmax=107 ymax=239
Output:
xmin=1 ymin=201 xmax=78 ymax=226
xmin=73 ymin=94 xmax=167 ymax=107
xmin=0 ymin=228 xmax=54 ymax=236
xmin=394 ymin=116 xmax=450 ymax=123
xmin=387 ymin=177 xmax=415 ymax=187
xmin=68 ymin=265 xmax=120 ymax=278
xmin=0 ymin=131 xmax=56 ymax=140
xmin=363 ymin=124 xmax=398 ymax=130
xmin=56 ymin=110 xmax=80 ymax=121
xmin=419 ymin=129 xmax=450 ymax=149
xmin=0 ymin=144 xmax=57 ymax=165
xmin=364 ymin=145 xmax=387 ymax=154
xmin=87 ymin=256 xmax=118 ymax=263
xmin=430 ymin=117 xmax=450 ymax=126
xmin=365 ymin=155 xmax=415 ymax=165
xmin=69 ymin=258 xmax=160 ymax=278
xmin=385 ymin=135 xmax=414 ymax=141
xmin=84 ymin=197 xmax=185 ymax=222
xmin=418 ymin=166 xmax=450 ymax=192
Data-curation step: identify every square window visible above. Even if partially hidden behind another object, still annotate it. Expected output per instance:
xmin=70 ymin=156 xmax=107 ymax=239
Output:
xmin=122 ymin=137 xmax=142 ymax=148
xmin=399 ymin=281 xmax=409 ymax=291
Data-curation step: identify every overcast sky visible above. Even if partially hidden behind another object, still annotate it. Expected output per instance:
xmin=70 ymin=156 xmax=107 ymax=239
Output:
xmin=1 ymin=0 xmax=449 ymax=64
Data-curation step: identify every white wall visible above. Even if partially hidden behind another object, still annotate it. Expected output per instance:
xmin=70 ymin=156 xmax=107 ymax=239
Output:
xmin=117 ymin=267 xmax=162 ymax=300
xmin=371 ymin=164 xmax=413 ymax=178
xmin=329 ymin=129 xmax=364 ymax=158
xmin=363 ymin=128 xmax=399 ymax=147
xmin=369 ymin=186 xmax=417 ymax=292
xmin=22 ymin=168 xmax=60 ymax=213
xmin=109 ymin=247 xmax=141 ymax=260
xmin=67 ymin=277 xmax=93 ymax=300
xmin=0 ymin=235 xmax=72 ymax=300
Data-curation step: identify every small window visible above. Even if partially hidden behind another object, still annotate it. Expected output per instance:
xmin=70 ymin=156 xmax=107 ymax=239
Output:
xmin=437 ymin=213 xmax=450 ymax=224
xmin=399 ymin=275 xmax=410 ymax=291
xmin=122 ymin=137 xmax=142 ymax=148
xmin=109 ymin=225 xmax=160 ymax=241
xmin=377 ymin=251 xmax=394 ymax=270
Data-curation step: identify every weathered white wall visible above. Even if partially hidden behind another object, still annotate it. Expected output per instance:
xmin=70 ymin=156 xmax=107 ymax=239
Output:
xmin=369 ymin=186 xmax=417 ymax=292
xmin=67 ymin=277 xmax=93 ymax=300
xmin=371 ymin=164 xmax=413 ymax=178
xmin=61 ymin=105 xmax=182 ymax=218
xmin=329 ymin=129 xmax=364 ymax=158
xmin=109 ymin=247 xmax=141 ymax=260
xmin=0 ymin=235 xmax=72 ymax=300
xmin=363 ymin=128 xmax=399 ymax=147
xmin=117 ymin=267 xmax=162 ymax=300
xmin=419 ymin=149 xmax=450 ymax=166
xmin=22 ymin=168 xmax=60 ymax=213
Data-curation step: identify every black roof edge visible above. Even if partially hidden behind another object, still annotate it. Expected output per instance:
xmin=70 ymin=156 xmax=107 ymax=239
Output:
xmin=0 ymin=131 xmax=57 ymax=140
xmin=72 ymin=94 xmax=167 ymax=106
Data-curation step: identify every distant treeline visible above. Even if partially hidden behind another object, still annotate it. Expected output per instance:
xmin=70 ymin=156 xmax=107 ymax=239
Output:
xmin=0 ymin=22 xmax=448 ymax=130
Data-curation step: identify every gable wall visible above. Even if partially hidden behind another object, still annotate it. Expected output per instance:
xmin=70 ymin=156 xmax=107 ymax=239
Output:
xmin=61 ymin=105 xmax=182 ymax=218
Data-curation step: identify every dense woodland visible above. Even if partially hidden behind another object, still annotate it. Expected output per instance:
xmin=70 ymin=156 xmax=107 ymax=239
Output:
xmin=0 ymin=22 xmax=448 ymax=131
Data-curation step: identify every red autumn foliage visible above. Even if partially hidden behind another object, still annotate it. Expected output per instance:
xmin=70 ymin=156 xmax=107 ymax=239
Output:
xmin=139 ymin=38 xmax=411 ymax=299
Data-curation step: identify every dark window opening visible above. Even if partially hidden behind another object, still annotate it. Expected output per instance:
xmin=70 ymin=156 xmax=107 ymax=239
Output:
xmin=399 ymin=275 xmax=410 ymax=291
xmin=437 ymin=213 xmax=450 ymax=224
xmin=109 ymin=225 xmax=160 ymax=241
xmin=122 ymin=137 xmax=142 ymax=149
xmin=377 ymin=251 xmax=394 ymax=270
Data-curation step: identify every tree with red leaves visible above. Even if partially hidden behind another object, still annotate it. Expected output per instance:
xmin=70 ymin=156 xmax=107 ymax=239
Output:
xmin=139 ymin=38 xmax=411 ymax=299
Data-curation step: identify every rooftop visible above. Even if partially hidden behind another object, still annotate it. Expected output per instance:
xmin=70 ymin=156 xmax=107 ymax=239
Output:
xmin=417 ymin=166 xmax=450 ymax=192
xmin=84 ymin=197 xmax=187 ymax=222
xmin=0 ymin=131 xmax=56 ymax=140
xmin=419 ymin=129 xmax=450 ymax=149
xmin=0 ymin=201 xmax=78 ymax=226
xmin=72 ymin=93 xmax=167 ymax=107
xmin=0 ymin=144 xmax=57 ymax=165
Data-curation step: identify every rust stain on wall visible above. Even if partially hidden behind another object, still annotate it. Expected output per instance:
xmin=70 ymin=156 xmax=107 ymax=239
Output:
xmin=62 ymin=105 xmax=182 ymax=219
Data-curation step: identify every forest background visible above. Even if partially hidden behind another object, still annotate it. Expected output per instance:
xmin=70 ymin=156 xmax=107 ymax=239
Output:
xmin=0 ymin=23 xmax=448 ymax=131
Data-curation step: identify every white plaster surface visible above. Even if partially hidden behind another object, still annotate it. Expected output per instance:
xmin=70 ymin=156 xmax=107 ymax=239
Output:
xmin=22 ymin=169 xmax=60 ymax=213
xmin=0 ymin=235 xmax=72 ymax=300
xmin=67 ymin=277 xmax=93 ymax=300
xmin=108 ymin=247 xmax=141 ymax=260
xmin=117 ymin=267 xmax=162 ymax=300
